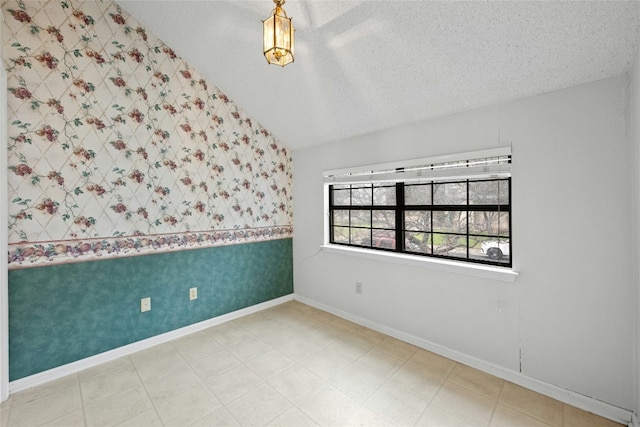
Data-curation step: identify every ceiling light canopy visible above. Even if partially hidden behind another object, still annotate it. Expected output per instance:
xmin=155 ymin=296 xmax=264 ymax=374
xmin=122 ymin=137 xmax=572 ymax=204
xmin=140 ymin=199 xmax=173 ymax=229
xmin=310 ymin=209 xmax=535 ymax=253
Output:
xmin=262 ymin=0 xmax=295 ymax=67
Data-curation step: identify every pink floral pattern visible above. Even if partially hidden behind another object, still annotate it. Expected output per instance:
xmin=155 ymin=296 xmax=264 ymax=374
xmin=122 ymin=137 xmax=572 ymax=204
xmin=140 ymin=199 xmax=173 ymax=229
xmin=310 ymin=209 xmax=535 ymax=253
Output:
xmin=3 ymin=0 xmax=293 ymax=268
xmin=8 ymin=226 xmax=293 ymax=268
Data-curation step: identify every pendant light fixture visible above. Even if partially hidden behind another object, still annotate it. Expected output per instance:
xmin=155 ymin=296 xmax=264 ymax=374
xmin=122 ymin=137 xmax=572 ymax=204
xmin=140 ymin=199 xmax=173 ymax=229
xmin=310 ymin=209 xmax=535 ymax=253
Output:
xmin=262 ymin=0 xmax=295 ymax=67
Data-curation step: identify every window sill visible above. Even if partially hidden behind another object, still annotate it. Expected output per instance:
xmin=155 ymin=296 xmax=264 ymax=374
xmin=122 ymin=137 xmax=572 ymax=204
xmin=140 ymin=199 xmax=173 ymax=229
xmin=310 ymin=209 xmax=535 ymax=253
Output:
xmin=320 ymin=244 xmax=518 ymax=283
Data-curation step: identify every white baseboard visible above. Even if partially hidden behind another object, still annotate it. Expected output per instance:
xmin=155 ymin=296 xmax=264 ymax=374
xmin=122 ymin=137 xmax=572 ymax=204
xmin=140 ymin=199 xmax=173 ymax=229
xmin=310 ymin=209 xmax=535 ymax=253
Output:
xmin=9 ymin=294 xmax=293 ymax=394
xmin=630 ymin=412 xmax=639 ymax=427
xmin=293 ymin=294 xmax=634 ymax=426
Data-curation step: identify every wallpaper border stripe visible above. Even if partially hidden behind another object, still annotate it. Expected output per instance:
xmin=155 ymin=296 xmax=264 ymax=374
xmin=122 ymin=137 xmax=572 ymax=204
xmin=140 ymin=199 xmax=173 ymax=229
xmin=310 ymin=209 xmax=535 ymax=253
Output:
xmin=8 ymin=225 xmax=292 ymax=269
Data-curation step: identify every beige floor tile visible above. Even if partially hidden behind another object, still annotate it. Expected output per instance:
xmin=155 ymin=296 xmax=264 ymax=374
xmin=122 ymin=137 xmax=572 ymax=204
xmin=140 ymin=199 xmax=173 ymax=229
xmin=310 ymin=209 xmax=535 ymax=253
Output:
xmin=283 ymin=317 xmax=321 ymax=334
xmin=351 ymin=325 xmax=387 ymax=346
xmin=448 ymin=364 xmax=504 ymax=400
xmin=226 ymin=383 xmax=292 ymax=426
xmin=171 ymin=331 xmax=224 ymax=363
xmin=8 ymin=382 xmax=82 ymax=427
xmin=365 ymin=379 xmax=430 ymax=426
xmin=130 ymin=346 xmax=189 ymax=382
xmin=190 ymin=348 xmax=242 ymax=380
xmin=299 ymin=348 xmax=351 ymax=380
xmin=80 ymin=363 xmax=142 ymax=402
xmin=277 ymin=338 xmax=321 ymax=361
xmin=259 ymin=328 xmax=303 ymax=347
xmin=273 ymin=315 xmax=310 ymax=329
xmin=375 ymin=336 xmax=420 ymax=361
xmin=40 ymin=409 xmax=85 ymax=427
xmin=190 ymin=406 xmax=241 ymax=427
xmin=296 ymin=385 xmax=362 ymax=426
xmin=416 ymin=405 xmax=476 ymax=427
xmin=0 ymin=398 xmax=11 ymax=426
xmin=268 ymin=364 xmax=327 ymax=403
xmin=209 ymin=324 xmax=256 ymax=347
xmin=267 ymin=406 xmax=320 ymax=427
xmin=115 ymin=409 xmax=164 ymax=427
xmin=205 ymin=321 xmax=239 ymax=335
xmin=261 ymin=304 xmax=295 ymax=318
xmin=388 ymin=363 xmax=446 ymax=401
xmin=353 ymin=348 xmax=404 ymax=380
xmin=408 ymin=349 xmax=456 ymax=379
xmin=499 ymin=382 xmax=562 ymax=426
xmin=432 ymin=381 xmax=497 ymax=427
xmin=155 ymin=384 xmax=222 ymax=426
xmin=10 ymin=374 xmax=78 ymax=407
xmin=302 ymin=307 xmax=336 ymax=324
xmin=206 ymin=364 xmax=264 ymax=404
xmin=490 ymin=404 xmax=553 ymax=427
xmin=562 ymin=404 xmax=623 ymax=427
xmin=322 ymin=323 xmax=355 ymax=339
xmin=268 ymin=306 xmax=307 ymax=320
xmin=300 ymin=325 xmax=344 ymax=347
xmin=247 ymin=349 xmax=296 ymax=379
xmin=78 ymin=356 xmax=132 ymax=381
xmin=326 ymin=315 xmax=358 ymax=332
xmin=237 ymin=317 xmax=285 ymax=336
xmin=328 ymin=365 xmax=384 ymax=402
xmin=230 ymin=312 xmax=265 ymax=326
xmin=226 ymin=338 xmax=274 ymax=363
xmin=142 ymin=367 xmax=204 ymax=405
xmin=84 ymin=386 xmax=153 ymax=427
xmin=345 ymin=405 xmax=395 ymax=426
xmin=327 ymin=336 xmax=372 ymax=361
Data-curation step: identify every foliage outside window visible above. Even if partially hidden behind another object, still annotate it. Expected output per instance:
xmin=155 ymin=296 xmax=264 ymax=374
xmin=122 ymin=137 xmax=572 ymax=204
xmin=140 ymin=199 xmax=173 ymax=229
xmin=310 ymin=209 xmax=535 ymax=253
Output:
xmin=327 ymin=153 xmax=511 ymax=267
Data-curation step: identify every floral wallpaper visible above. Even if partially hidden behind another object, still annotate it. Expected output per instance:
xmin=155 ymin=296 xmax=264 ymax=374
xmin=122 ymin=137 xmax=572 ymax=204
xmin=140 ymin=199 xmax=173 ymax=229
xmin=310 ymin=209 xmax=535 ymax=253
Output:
xmin=3 ymin=0 xmax=293 ymax=268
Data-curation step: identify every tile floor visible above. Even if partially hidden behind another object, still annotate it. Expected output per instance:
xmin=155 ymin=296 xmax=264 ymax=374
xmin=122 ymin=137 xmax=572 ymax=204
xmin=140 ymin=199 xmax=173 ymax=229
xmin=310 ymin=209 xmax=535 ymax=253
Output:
xmin=0 ymin=301 xmax=623 ymax=427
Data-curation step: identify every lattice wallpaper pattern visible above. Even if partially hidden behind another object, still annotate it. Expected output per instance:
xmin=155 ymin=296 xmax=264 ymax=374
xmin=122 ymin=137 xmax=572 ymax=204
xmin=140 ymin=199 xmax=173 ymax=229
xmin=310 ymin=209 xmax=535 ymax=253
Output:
xmin=3 ymin=0 xmax=293 ymax=267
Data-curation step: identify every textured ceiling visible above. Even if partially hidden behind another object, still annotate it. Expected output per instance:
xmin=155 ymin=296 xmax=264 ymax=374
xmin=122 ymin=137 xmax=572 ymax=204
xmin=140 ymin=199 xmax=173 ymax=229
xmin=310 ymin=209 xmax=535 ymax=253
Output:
xmin=119 ymin=1 xmax=640 ymax=151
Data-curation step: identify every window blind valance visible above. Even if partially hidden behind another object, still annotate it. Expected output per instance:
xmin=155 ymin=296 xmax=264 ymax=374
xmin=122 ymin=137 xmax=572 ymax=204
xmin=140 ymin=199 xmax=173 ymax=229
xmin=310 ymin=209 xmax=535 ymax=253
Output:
xmin=323 ymin=147 xmax=511 ymax=185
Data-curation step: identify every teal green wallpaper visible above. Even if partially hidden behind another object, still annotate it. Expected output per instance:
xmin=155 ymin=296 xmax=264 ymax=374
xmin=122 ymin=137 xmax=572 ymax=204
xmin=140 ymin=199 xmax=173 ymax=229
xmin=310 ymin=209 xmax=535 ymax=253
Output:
xmin=8 ymin=238 xmax=293 ymax=381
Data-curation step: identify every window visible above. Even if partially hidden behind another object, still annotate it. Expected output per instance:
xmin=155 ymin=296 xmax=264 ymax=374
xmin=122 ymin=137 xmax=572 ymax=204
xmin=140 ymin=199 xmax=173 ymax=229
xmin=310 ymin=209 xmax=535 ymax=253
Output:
xmin=325 ymin=148 xmax=512 ymax=267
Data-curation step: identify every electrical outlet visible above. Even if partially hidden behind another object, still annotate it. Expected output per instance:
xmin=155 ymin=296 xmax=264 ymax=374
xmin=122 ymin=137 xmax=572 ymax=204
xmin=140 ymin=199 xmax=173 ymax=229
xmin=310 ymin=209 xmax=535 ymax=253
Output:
xmin=189 ymin=287 xmax=198 ymax=300
xmin=355 ymin=282 xmax=363 ymax=295
xmin=141 ymin=297 xmax=151 ymax=312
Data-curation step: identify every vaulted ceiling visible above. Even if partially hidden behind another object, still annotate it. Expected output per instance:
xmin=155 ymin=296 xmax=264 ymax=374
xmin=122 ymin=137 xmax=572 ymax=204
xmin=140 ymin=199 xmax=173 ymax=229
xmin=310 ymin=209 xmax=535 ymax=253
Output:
xmin=119 ymin=1 xmax=640 ymax=151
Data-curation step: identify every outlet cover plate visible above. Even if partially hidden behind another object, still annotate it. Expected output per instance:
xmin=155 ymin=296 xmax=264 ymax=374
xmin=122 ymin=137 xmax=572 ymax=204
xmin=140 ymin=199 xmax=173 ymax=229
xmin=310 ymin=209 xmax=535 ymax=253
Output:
xmin=355 ymin=282 xmax=363 ymax=295
xmin=141 ymin=297 xmax=151 ymax=312
xmin=189 ymin=287 xmax=198 ymax=300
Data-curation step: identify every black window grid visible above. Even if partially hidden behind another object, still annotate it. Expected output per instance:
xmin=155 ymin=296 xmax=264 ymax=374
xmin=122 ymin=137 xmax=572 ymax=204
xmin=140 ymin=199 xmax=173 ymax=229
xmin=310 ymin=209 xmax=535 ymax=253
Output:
xmin=329 ymin=178 xmax=512 ymax=267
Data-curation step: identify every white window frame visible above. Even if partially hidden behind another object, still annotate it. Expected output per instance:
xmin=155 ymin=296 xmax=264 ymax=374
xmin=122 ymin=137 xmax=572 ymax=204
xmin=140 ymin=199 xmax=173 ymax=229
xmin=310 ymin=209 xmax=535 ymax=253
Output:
xmin=322 ymin=147 xmax=518 ymax=283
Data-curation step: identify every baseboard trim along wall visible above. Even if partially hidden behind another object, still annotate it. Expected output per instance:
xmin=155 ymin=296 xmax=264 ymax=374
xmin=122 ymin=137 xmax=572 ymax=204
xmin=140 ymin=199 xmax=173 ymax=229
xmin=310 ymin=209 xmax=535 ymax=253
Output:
xmin=8 ymin=294 xmax=294 ymax=395
xmin=9 ymin=292 xmax=634 ymax=425
xmin=293 ymin=295 xmax=634 ymax=426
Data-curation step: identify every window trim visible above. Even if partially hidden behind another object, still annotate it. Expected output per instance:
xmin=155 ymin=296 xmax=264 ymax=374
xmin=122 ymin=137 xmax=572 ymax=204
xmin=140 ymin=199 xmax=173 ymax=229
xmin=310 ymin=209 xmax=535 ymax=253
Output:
xmin=322 ymin=147 xmax=518 ymax=282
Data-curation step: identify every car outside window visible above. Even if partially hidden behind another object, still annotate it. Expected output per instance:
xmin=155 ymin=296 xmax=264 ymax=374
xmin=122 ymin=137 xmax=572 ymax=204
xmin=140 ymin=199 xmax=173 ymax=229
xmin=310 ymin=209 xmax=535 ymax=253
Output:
xmin=329 ymin=177 xmax=511 ymax=267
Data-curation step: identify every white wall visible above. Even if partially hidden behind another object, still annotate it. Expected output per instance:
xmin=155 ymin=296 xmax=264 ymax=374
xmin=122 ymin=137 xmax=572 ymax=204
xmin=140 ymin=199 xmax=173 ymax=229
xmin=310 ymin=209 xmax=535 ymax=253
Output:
xmin=293 ymin=75 xmax=634 ymax=411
